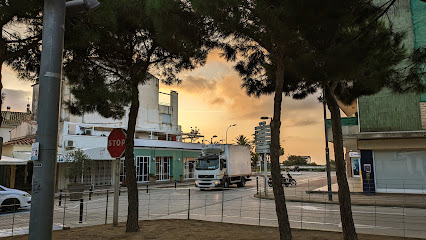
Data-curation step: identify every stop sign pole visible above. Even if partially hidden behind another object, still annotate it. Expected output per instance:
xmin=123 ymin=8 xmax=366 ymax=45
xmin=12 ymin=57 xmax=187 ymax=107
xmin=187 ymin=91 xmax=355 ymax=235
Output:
xmin=107 ymin=128 xmax=127 ymax=227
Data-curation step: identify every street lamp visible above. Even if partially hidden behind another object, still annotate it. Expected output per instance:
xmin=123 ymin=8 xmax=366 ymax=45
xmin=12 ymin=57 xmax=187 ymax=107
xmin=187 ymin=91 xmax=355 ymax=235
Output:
xmin=29 ymin=1 xmax=100 ymax=239
xmin=225 ymin=124 xmax=237 ymax=144
xmin=211 ymin=135 xmax=217 ymax=144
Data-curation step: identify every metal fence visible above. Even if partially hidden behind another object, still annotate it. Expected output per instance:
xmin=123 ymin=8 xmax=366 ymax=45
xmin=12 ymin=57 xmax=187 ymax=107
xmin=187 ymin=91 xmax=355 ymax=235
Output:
xmin=1 ymin=183 xmax=426 ymax=238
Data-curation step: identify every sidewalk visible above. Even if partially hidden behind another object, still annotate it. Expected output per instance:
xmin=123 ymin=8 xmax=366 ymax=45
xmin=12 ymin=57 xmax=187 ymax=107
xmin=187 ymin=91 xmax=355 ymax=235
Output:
xmin=256 ymin=177 xmax=426 ymax=209
xmin=55 ymin=179 xmax=195 ymax=198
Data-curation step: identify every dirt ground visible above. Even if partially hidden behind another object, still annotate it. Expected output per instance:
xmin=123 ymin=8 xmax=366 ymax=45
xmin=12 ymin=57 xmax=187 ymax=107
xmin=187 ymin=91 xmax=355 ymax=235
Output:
xmin=5 ymin=220 xmax=421 ymax=240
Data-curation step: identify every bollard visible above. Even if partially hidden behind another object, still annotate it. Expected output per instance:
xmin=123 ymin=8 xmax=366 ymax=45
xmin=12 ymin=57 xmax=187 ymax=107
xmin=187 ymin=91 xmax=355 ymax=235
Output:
xmin=59 ymin=189 xmax=62 ymax=206
xmin=89 ymin=184 xmax=94 ymax=200
xmin=146 ymin=184 xmax=149 ymax=193
xmin=119 ymin=185 xmax=121 ymax=196
xmin=256 ymin=176 xmax=258 ymax=195
xmin=79 ymin=198 xmax=84 ymax=223
xmin=187 ymin=188 xmax=191 ymax=220
xmin=175 ymin=180 xmax=177 ymax=189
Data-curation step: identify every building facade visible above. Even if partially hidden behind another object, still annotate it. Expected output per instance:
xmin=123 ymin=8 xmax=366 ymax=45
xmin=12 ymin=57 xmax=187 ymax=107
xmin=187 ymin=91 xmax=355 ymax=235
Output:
xmin=327 ymin=0 xmax=426 ymax=194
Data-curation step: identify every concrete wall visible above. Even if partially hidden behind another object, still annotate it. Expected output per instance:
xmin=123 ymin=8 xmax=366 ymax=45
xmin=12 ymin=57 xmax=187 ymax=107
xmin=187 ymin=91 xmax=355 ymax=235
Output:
xmin=10 ymin=122 xmax=37 ymax=140
xmin=0 ymin=126 xmax=14 ymax=142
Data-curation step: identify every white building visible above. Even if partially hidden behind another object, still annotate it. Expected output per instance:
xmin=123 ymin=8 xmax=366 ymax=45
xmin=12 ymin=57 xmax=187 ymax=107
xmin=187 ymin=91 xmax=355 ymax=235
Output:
xmin=4 ymin=74 xmax=198 ymax=191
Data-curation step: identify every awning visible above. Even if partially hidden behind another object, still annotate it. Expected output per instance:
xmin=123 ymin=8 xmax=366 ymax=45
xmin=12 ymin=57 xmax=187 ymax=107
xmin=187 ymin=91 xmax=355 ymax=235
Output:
xmin=0 ymin=156 xmax=29 ymax=165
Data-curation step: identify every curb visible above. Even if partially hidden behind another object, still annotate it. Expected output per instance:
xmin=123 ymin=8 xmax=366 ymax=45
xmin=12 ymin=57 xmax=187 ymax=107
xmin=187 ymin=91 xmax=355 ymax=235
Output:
xmin=254 ymin=194 xmax=426 ymax=209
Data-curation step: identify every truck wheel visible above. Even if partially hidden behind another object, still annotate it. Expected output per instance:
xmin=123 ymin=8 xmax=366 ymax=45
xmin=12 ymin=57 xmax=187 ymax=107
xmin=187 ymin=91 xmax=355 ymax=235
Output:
xmin=237 ymin=177 xmax=245 ymax=187
xmin=224 ymin=179 xmax=230 ymax=188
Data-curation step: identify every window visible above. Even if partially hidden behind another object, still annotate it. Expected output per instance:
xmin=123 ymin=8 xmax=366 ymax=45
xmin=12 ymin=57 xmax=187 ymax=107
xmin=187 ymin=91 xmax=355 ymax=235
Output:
xmin=156 ymin=157 xmax=170 ymax=181
xmin=162 ymin=114 xmax=171 ymax=124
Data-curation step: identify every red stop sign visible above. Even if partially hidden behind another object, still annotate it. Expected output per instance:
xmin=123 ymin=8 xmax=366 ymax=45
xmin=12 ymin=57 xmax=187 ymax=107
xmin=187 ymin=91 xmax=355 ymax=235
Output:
xmin=107 ymin=128 xmax=127 ymax=158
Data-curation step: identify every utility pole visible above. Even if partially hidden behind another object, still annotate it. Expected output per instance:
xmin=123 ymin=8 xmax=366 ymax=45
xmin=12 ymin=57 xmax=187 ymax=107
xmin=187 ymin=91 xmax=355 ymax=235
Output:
xmin=28 ymin=1 xmax=99 ymax=239
xmin=28 ymin=1 xmax=66 ymax=239
xmin=263 ymin=153 xmax=268 ymax=197
xmin=323 ymin=91 xmax=333 ymax=201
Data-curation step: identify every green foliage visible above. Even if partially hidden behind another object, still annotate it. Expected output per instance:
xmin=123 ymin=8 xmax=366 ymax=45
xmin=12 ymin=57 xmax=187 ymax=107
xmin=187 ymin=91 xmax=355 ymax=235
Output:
xmin=283 ymin=155 xmax=308 ymax=166
xmin=234 ymin=135 xmax=251 ymax=147
xmin=64 ymin=0 xmax=214 ymax=118
xmin=64 ymin=149 xmax=93 ymax=184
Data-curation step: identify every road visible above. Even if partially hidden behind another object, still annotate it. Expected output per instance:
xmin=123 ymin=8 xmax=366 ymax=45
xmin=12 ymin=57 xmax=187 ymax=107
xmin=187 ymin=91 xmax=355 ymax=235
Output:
xmin=1 ymin=172 xmax=425 ymax=238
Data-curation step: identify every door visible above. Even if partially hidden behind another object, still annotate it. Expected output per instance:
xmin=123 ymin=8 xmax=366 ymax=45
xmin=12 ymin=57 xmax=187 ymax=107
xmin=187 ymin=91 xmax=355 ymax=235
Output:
xmin=184 ymin=157 xmax=196 ymax=179
xmin=136 ymin=156 xmax=150 ymax=182
xmin=156 ymin=157 xmax=170 ymax=181
xmin=352 ymin=158 xmax=360 ymax=177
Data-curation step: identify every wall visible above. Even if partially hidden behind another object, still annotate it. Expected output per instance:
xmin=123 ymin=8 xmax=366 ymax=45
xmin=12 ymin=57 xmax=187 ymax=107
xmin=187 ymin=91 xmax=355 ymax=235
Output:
xmin=0 ymin=126 xmax=14 ymax=142
xmin=10 ymin=122 xmax=37 ymax=140
xmin=359 ymin=1 xmax=422 ymax=132
xmin=134 ymin=148 xmax=201 ymax=181
xmin=359 ymin=89 xmax=422 ymax=132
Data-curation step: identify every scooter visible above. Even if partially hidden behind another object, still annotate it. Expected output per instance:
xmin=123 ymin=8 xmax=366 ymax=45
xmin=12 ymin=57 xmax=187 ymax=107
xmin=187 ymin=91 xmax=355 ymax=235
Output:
xmin=268 ymin=173 xmax=297 ymax=187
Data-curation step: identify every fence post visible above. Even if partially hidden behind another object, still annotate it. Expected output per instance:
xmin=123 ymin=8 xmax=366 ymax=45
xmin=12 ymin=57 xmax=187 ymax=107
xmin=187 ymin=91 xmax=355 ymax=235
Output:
xmin=204 ymin=194 xmax=207 ymax=216
xmin=188 ymin=188 xmax=191 ymax=220
xmin=221 ymin=189 xmax=224 ymax=223
xmin=258 ymin=191 xmax=261 ymax=226
xmin=374 ymin=201 xmax=377 ymax=228
xmin=168 ymin=193 xmax=170 ymax=216
xmin=105 ymin=190 xmax=109 ymax=224
xmin=59 ymin=189 xmax=62 ymax=206
xmin=148 ymin=190 xmax=150 ymax=220
xmin=12 ymin=206 xmax=16 ymax=236
xmin=79 ymin=198 xmax=84 ymax=223
xmin=240 ymin=195 xmax=243 ymax=218
xmin=62 ymin=195 xmax=67 ymax=229
xmin=300 ymin=192 xmax=303 ymax=229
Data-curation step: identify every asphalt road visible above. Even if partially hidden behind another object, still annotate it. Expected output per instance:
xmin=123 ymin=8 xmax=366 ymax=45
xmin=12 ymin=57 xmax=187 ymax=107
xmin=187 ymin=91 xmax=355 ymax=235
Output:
xmin=1 ymin=172 xmax=425 ymax=239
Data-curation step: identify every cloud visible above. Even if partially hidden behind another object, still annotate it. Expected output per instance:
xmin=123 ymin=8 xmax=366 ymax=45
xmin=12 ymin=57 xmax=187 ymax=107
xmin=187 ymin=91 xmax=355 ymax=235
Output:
xmin=2 ymin=88 xmax=32 ymax=112
xmin=285 ymin=118 xmax=322 ymax=127
xmin=163 ymin=75 xmax=218 ymax=94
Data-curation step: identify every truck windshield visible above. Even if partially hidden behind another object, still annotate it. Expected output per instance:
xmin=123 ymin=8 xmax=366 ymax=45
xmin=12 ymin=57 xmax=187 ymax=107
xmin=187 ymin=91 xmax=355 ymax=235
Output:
xmin=196 ymin=157 xmax=219 ymax=170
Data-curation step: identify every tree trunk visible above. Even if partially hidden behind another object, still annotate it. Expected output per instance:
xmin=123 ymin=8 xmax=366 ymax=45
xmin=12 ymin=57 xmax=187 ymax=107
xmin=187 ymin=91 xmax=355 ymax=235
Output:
xmin=271 ymin=50 xmax=292 ymax=240
xmin=324 ymin=85 xmax=357 ymax=240
xmin=124 ymin=80 xmax=140 ymax=232
xmin=0 ymin=62 xmax=3 ymax=127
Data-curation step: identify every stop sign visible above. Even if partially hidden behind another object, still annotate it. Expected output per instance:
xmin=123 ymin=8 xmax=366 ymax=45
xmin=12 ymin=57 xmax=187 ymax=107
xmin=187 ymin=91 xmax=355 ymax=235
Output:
xmin=107 ymin=128 xmax=127 ymax=158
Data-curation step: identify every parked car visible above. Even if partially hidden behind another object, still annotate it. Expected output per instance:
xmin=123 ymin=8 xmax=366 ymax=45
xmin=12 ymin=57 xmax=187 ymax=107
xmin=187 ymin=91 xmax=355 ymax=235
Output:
xmin=0 ymin=185 xmax=31 ymax=212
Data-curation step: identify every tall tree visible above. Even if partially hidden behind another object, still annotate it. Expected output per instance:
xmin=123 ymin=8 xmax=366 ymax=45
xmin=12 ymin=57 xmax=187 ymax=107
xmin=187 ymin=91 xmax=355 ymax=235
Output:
xmin=281 ymin=1 xmax=426 ymax=239
xmin=64 ymin=0 xmax=213 ymax=232
xmin=192 ymin=1 xmax=310 ymax=239
xmin=0 ymin=0 xmax=42 ymax=124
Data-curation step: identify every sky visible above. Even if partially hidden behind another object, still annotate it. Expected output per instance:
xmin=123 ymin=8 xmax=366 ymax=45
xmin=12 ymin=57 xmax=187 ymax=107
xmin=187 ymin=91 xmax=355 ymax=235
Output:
xmin=2 ymin=49 xmax=332 ymax=165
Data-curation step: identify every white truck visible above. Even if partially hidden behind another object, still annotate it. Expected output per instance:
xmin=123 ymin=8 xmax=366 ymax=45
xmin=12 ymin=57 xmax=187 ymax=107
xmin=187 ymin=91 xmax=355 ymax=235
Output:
xmin=195 ymin=144 xmax=251 ymax=190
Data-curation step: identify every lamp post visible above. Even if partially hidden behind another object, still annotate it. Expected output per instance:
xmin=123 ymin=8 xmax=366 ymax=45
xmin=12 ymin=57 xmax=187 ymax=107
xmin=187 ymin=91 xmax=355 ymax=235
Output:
xmin=225 ymin=124 xmax=237 ymax=144
xmin=28 ymin=1 xmax=99 ymax=239
xmin=322 ymin=91 xmax=333 ymax=201
xmin=211 ymin=135 xmax=217 ymax=144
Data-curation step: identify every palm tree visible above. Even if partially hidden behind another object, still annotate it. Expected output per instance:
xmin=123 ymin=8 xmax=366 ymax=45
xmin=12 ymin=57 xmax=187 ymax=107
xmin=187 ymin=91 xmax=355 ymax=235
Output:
xmin=234 ymin=135 xmax=251 ymax=147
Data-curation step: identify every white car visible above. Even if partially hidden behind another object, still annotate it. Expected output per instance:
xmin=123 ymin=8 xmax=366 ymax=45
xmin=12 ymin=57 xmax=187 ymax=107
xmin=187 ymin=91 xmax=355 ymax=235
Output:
xmin=0 ymin=185 xmax=31 ymax=212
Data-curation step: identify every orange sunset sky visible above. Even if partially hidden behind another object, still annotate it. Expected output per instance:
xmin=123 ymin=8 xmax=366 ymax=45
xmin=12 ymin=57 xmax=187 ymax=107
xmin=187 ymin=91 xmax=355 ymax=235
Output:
xmin=2 ymin=49 xmax=333 ymax=164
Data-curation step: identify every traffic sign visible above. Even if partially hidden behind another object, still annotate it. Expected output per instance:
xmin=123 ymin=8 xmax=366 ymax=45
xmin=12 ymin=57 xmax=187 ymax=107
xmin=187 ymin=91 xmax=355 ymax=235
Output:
xmin=107 ymin=128 xmax=127 ymax=158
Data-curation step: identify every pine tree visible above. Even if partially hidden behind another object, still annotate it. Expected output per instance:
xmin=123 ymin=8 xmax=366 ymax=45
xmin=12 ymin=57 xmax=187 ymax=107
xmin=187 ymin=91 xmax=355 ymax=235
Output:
xmin=64 ymin=0 xmax=213 ymax=232
xmin=0 ymin=0 xmax=42 ymax=124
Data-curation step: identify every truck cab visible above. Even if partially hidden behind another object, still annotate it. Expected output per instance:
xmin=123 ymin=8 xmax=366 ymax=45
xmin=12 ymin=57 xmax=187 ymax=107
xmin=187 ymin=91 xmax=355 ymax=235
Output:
xmin=195 ymin=144 xmax=250 ymax=190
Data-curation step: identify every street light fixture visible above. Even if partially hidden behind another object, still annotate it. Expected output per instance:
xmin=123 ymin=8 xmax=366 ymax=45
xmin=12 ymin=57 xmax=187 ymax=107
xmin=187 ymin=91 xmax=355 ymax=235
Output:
xmin=225 ymin=124 xmax=237 ymax=144
xmin=211 ymin=135 xmax=217 ymax=144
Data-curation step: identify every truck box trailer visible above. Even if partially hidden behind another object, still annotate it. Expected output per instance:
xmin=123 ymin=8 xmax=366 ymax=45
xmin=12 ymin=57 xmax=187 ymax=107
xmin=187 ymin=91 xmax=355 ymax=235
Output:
xmin=195 ymin=144 xmax=251 ymax=189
